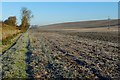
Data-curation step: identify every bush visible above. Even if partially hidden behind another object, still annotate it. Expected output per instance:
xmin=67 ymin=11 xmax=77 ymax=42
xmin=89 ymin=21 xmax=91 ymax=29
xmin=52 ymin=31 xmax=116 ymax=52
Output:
xmin=4 ymin=16 xmax=17 ymax=26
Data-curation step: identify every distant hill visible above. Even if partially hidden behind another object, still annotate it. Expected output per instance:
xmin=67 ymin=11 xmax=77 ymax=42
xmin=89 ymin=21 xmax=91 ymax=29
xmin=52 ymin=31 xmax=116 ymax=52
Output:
xmin=39 ymin=19 xmax=119 ymax=29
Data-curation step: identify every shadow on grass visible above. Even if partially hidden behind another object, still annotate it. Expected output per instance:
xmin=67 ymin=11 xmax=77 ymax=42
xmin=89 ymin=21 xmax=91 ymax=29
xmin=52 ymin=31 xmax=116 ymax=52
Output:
xmin=25 ymin=36 xmax=34 ymax=79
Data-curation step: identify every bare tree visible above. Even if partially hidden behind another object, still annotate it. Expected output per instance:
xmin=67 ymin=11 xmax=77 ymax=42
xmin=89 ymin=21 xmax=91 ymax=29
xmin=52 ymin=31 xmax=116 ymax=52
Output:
xmin=20 ymin=7 xmax=33 ymax=32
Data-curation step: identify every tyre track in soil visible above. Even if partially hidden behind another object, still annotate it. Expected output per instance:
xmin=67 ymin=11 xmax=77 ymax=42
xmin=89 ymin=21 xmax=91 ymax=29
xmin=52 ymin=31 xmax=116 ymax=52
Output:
xmin=2 ymin=31 xmax=34 ymax=78
xmin=2 ymin=34 xmax=22 ymax=55
xmin=2 ymin=32 xmax=29 ymax=78
xmin=25 ymin=32 xmax=33 ymax=78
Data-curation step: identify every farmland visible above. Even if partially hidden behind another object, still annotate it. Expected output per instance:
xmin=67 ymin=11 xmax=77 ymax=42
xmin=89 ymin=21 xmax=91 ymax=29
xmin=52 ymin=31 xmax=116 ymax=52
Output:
xmin=2 ymin=1 xmax=120 ymax=79
xmin=2 ymin=23 xmax=119 ymax=79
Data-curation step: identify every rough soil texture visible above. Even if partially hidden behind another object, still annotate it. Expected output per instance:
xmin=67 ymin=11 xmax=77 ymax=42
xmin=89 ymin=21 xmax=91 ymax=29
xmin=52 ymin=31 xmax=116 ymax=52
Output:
xmin=2 ymin=27 xmax=119 ymax=79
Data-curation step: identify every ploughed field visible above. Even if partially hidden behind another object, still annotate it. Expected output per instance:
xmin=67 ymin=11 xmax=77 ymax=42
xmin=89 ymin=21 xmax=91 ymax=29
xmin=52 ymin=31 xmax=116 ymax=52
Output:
xmin=2 ymin=28 xmax=119 ymax=79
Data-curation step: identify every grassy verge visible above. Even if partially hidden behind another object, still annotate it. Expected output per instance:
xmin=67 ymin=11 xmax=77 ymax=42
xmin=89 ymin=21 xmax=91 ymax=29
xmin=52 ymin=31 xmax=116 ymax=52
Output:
xmin=2 ymin=32 xmax=21 ymax=53
xmin=2 ymin=33 xmax=29 ymax=78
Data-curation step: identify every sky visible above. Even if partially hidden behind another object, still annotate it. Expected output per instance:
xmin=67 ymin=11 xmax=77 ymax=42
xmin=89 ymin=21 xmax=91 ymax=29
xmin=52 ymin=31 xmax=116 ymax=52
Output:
xmin=1 ymin=2 xmax=118 ymax=26
xmin=1 ymin=0 xmax=120 ymax=2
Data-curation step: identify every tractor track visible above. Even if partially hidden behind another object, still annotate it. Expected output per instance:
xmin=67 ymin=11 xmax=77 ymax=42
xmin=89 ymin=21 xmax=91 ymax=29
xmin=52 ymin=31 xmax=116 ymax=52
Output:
xmin=2 ymin=34 xmax=22 ymax=55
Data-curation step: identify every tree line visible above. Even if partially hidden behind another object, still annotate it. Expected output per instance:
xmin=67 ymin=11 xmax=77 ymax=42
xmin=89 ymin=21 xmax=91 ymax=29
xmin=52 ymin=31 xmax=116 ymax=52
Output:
xmin=3 ymin=7 xmax=33 ymax=32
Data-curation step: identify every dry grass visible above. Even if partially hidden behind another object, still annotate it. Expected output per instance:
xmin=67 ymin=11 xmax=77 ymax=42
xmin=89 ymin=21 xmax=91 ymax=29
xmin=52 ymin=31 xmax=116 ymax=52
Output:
xmin=1 ymin=22 xmax=21 ymax=53
xmin=0 ymin=22 xmax=2 ymax=41
xmin=2 ymin=23 xmax=20 ymax=39
xmin=0 ymin=23 xmax=1 ymax=53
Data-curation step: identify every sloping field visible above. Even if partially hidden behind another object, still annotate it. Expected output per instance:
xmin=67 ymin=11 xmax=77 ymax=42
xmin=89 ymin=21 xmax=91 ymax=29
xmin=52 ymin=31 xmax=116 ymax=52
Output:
xmin=39 ymin=19 xmax=119 ymax=29
xmin=0 ymin=22 xmax=2 ymax=53
xmin=2 ymin=23 xmax=20 ymax=40
xmin=2 ymin=27 xmax=119 ymax=79
xmin=26 ymin=29 xmax=119 ymax=79
xmin=1 ymin=22 xmax=21 ymax=53
xmin=2 ymin=19 xmax=119 ymax=79
xmin=39 ymin=26 xmax=118 ymax=33
xmin=0 ymin=22 xmax=2 ymax=40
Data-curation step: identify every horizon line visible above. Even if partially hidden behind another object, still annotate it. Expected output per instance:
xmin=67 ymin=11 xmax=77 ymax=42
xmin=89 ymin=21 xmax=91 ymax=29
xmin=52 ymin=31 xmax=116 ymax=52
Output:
xmin=36 ymin=18 xmax=118 ymax=26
